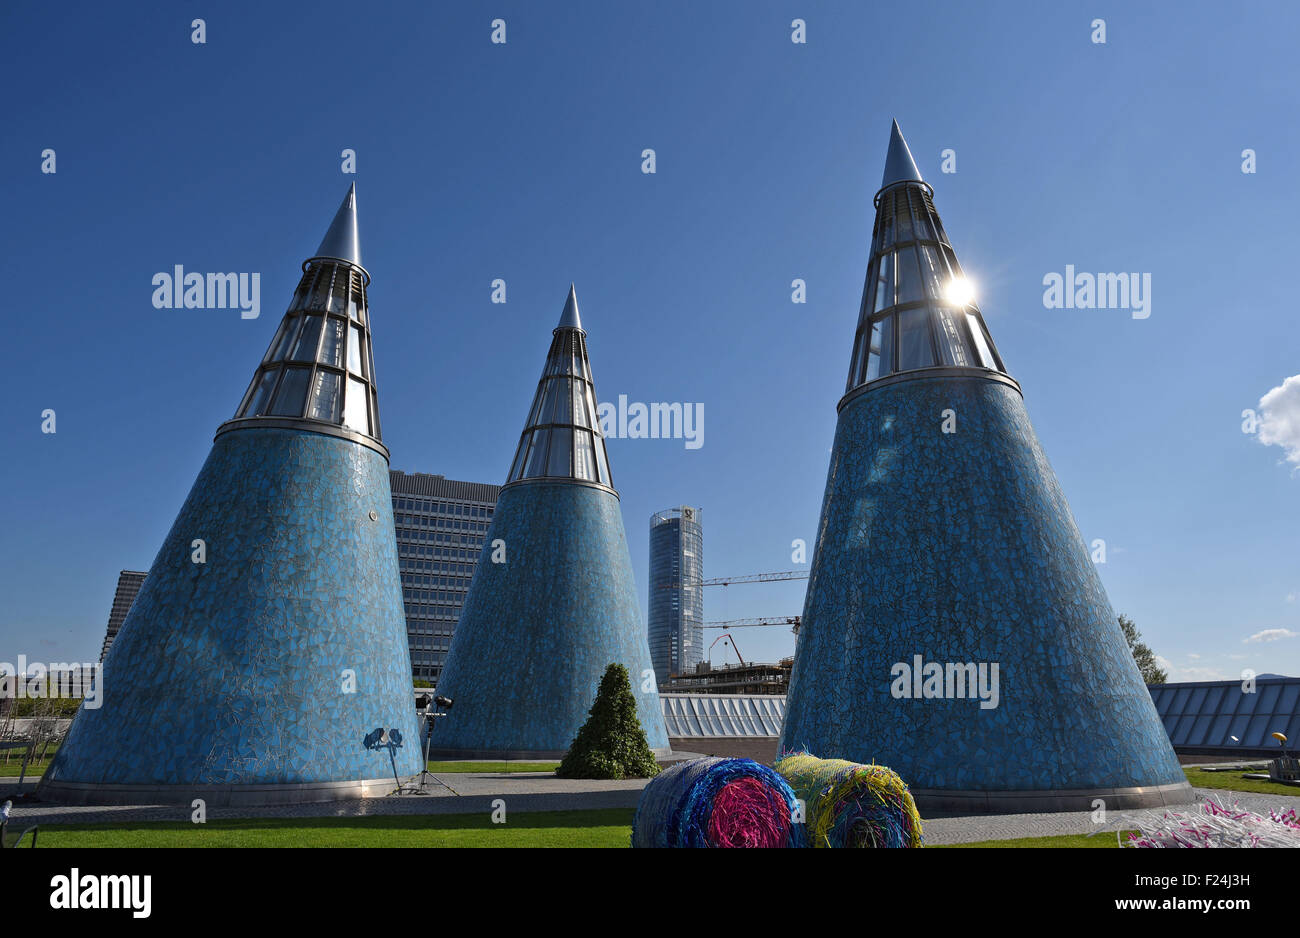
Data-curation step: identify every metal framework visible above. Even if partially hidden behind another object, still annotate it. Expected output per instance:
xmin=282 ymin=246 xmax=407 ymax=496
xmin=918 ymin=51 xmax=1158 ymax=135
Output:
xmin=219 ymin=185 xmax=384 ymax=453
xmin=845 ymin=121 xmax=1009 ymax=397
xmin=504 ymin=285 xmax=614 ymax=490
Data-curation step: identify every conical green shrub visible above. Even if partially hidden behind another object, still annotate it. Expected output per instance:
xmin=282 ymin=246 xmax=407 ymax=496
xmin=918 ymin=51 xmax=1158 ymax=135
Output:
xmin=557 ymin=663 xmax=662 ymax=780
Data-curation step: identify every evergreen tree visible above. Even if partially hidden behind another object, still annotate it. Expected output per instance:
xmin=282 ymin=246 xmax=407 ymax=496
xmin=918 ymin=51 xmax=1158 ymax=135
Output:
xmin=1119 ymin=614 xmax=1168 ymax=684
xmin=557 ymin=663 xmax=661 ymax=780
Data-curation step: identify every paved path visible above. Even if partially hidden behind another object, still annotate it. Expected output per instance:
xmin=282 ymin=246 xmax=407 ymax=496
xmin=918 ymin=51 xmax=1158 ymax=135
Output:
xmin=11 ymin=777 xmax=1300 ymax=845
xmin=922 ymin=788 xmax=1300 ymax=845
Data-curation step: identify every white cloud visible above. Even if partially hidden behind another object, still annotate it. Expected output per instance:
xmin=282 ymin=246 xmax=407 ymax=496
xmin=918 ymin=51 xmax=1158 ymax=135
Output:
xmin=1165 ymin=663 xmax=1232 ymax=682
xmin=1288 ymin=593 xmax=1297 ymax=604
xmin=1243 ymin=628 xmax=1299 ymax=644
xmin=1256 ymin=375 xmax=1300 ymax=468
xmin=1187 ymin=653 xmax=1201 ymax=660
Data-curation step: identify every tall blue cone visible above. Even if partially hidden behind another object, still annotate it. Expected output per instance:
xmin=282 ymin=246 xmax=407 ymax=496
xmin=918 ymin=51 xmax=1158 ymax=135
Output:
xmin=41 ymin=185 xmax=421 ymax=805
xmin=778 ymin=123 xmax=1191 ymax=813
xmin=431 ymin=285 xmax=670 ymax=758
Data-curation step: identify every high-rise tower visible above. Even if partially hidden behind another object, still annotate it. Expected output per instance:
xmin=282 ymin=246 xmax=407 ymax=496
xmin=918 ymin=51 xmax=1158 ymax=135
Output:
xmin=778 ymin=123 xmax=1191 ymax=813
xmin=648 ymin=507 xmax=704 ymax=680
xmin=431 ymin=286 xmax=670 ymax=758
xmin=41 ymin=184 xmax=421 ymax=805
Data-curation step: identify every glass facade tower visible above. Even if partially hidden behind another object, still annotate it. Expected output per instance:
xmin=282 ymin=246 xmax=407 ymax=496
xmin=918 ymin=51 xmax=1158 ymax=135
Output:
xmin=648 ymin=507 xmax=703 ymax=681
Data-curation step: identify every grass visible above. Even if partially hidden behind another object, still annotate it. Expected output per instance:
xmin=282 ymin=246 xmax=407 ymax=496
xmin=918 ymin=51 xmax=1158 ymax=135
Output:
xmin=0 ymin=758 xmax=552 ymax=780
xmin=425 ymin=761 xmax=558 ymax=774
xmin=27 ymin=808 xmax=637 ymax=848
xmin=1182 ymin=766 xmax=1300 ymax=798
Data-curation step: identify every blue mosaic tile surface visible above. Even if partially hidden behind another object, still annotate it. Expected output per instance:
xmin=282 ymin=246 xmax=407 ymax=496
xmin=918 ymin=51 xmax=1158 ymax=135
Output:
xmin=779 ymin=376 xmax=1186 ymax=792
xmin=46 ymin=428 xmax=422 ymax=786
xmin=433 ymin=480 xmax=669 ymax=753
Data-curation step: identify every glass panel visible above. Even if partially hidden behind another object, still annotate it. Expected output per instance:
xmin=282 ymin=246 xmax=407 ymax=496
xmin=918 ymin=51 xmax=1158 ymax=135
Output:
xmin=593 ymin=437 xmax=611 ymax=486
xmin=850 ymin=332 xmax=867 ymax=386
xmin=547 ymin=428 xmax=572 ymax=476
xmin=308 ymin=370 xmax=341 ymax=422
xmin=309 ymin=273 xmax=332 ymax=310
xmin=524 ymin=429 xmax=550 ymax=476
xmin=269 ymin=366 xmax=311 ymax=417
xmin=370 ymin=388 xmax=381 ymax=439
xmin=942 ymin=244 xmax=962 ymax=277
xmin=879 ymin=199 xmax=895 ymax=249
xmin=574 ymin=430 xmax=597 ymax=481
xmin=874 ymin=252 xmax=893 ymax=311
xmin=508 ymin=435 xmax=530 ymax=481
xmin=935 ymin=308 xmax=971 ymax=367
xmin=913 ymin=206 xmax=936 ymax=242
xmin=263 ymin=319 xmax=290 ymax=363
xmin=526 ymin=385 xmax=546 ymax=427
xmin=347 ymin=325 xmax=364 ymax=375
xmin=271 ymin=317 xmax=302 ymax=362
xmin=291 ymin=315 xmax=323 ymax=361
xmin=895 ymin=246 xmax=923 ymax=305
xmin=291 ymin=278 xmax=312 ymax=311
xmin=320 ymin=317 xmax=345 ymax=368
xmin=343 ymin=376 xmax=369 ymax=433
xmin=585 ymin=387 xmax=601 ymax=436
xmin=542 ymin=378 xmax=569 ymax=425
xmin=347 ymin=294 xmax=359 ymax=321
xmin=328 ymin=272 xmax=347 ymax=314
xmin=248 ymin=369 xmax=279 ymax=415
xmin=897 ymin=307 xmax=934 ymax=370
xmin=894 ymin=197 xmax=913 ymax=242
xmin=571 ymin=379 xmax=588 ymax=429
xmin=918 ymin=244 xmax=945 ymax=299
xmin=864 ymin=316 xmax=893 ymax=381
xmin=966 ymin=312 xmax=997 ymax=368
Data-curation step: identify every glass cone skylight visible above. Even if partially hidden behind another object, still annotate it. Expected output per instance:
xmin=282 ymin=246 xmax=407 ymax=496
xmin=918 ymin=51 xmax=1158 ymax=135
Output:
xmin=845 ymin=122 xmax=1009 ymax=396
xmin=506 ymin=285 xmax=613 ymax=488
xmin=226 ymin=186 xmax=383 ymax=447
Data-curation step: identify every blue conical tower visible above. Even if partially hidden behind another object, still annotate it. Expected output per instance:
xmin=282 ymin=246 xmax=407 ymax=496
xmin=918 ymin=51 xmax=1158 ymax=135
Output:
xmin=41 ymin=184 xmax=421 ymax=805
xmin=431 ymin=286 xmax=670 ymax=758
xmin=778 ymin=123 xmax=1191 ymax=813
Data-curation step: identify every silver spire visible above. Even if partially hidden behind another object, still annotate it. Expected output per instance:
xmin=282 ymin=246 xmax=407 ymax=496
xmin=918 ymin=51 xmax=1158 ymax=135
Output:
xmin=312 ymin=182 xmax=362 ymax=267
xmin=557 ymin=283 xmax=583 ymax=332
xmin=880 ymin=119 xmax=924 ymax=189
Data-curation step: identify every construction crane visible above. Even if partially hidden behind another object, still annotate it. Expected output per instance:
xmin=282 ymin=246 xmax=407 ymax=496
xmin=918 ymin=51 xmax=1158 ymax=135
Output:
xmin=657 ymin=570 xmax=810 ymax=589
xmin=703 ymin=616 xmax=801 ymax=632
xmin=706 ymin=632 xmax=746 ymax=667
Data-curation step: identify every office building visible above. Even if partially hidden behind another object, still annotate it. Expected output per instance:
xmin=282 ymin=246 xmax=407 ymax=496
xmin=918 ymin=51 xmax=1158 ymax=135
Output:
xmin=390 ymin=470 xmax=500 ymax=685
xmin=647 ymin=506 xmax=703 ymax=680
xmin=99 ymin=570 xmax=147 ymax=661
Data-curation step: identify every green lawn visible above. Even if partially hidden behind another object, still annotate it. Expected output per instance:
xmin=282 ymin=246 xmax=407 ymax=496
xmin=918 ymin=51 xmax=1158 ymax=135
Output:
xmin=25 ymin=808 xmax=636 ymax=848
xmin=0 ymin=758 xmax=554 ymax=780
xmin=425 ymin=761 xmax=558 ymax=774
xmin=1182 ymin=767 xmax=1300 ymax=798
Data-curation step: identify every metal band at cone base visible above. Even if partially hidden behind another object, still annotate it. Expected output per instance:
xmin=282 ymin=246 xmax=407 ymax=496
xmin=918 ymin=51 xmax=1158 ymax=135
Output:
xmin=41 ymin=428 xmax=421 ymax=799
xmin=778 ymin=376 xmax=1189 ymax=797
xmin=432 ymin=480 xmax=670 ymax=757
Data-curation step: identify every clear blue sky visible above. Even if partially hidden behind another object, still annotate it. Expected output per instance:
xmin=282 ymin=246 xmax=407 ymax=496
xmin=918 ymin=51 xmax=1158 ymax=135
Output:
xmin=3 ymin=1 xmax=1298 ymax=680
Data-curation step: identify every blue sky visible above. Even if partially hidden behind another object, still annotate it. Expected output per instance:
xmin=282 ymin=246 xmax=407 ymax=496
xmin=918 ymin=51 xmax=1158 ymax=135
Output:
xmin=3 ymin=1 xmax=1298 ymax=680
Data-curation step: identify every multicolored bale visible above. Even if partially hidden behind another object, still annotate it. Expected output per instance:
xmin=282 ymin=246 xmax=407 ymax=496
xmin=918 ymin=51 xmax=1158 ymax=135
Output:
xmin=775 ymin=751 xmax=924 ymax=848
xmin=631 ymin=757 xmax=807 ymax=848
